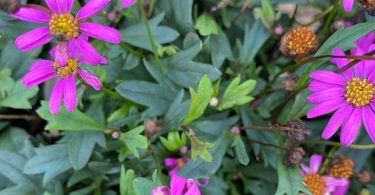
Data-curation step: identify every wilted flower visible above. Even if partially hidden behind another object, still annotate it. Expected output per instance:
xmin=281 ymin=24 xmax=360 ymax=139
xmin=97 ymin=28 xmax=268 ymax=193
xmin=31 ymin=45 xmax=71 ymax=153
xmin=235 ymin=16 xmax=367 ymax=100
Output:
xmin=358 ymin=170 xmax=372 ymax=183
xmin=307 ymin=33 xmax=375 ymax=146
xmin=342 ymin=0 xmax=355 ymax=13
xmin=286 ymin=119 xmax=311 ymax=141
xmin=11 ymin=0 xmax=120 ymax=65
xmin=152 ymin=175 xmax=201 ymax=195
xmin=301 ymin=154 xmax=348 ymax=195
xmin=282 ymin=74 xmax=299 ymax=91
xmin=122 ymin=0 xmax=136 ymax=8
xmin=280 ymin=26 xmax=318 ymax=59
xmin=0 ymin=0 xmax=20 ymax=13
xmin=23 ymin=43 xmax=101 ymax=115
xmin=328 ymin=155 xmax=355 ymax=179
xmin=284 ymin=147 xmax=305 ymax=167
xmin=358 ymin=0 xmax=375 ymax=16
xmin=165 ymin=157 xmax=189 ymax=176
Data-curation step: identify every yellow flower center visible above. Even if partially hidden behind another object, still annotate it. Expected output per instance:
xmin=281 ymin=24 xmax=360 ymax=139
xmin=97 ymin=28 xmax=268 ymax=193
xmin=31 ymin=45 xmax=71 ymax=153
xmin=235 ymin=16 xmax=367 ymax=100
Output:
xmin=345 ymin=78 xmax=375 ymax=107
xmin=49 ymin=13 xmax=79 ymax=40
xmin=54 ymin=58 xmax=78 ymax=77
xmin=285 ymin=27 xmax=318 ymax=56
xmin=303 ymin=173 xmax=326 ymax=195
xmin=328 ymin=158 xmax=354 ymax=179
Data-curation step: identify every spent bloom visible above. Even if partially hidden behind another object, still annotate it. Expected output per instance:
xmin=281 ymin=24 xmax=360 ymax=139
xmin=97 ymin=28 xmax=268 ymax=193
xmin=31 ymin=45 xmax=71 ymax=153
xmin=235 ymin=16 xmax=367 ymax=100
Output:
xmin=307 ymin=33 xmax=375 ymax=146
xmin=23 ymin=43 xmax=101 ymax=115
xmin=165 ymin=157 xmax=189 ymax=176
xmin=11 ymin=0 xmax=120 ymax=65
xmin=342 ymin=0 xmax=355 ymax=12
xmin=301 ymin=154 xmax=348 ymax=195
xmin=152 ymin=175 xmax=201 ymax=195
xmin=327 ymin=155 xmax=354 ymax=195
xmin=280 ymin=26 xmax=318 ymax=59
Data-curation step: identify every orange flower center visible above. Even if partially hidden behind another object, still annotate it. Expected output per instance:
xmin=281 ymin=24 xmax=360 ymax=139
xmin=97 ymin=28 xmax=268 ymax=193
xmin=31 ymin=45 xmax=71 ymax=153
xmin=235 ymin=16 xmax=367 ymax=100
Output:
xmin=285 ymin=27 xmax=318 ymax=56
xmin=328 ymin=158 xmax=354 ymax=179
xmin=177 ymin=158 xmax=186 ymax=168
xmin=303 ymin=173 xmax=326 ymax=195
xmin=49 ymin=13 xmax=79 ymax=40
xmin=54 ymin=58 xmax=78 ymax=77
xmin=345 ymin=78 xmax=375 ymax=107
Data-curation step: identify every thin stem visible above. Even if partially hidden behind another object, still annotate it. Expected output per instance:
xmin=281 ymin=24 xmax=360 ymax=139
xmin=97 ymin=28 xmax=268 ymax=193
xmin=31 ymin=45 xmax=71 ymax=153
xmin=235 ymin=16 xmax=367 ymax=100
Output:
xmin=240 ymin=125 xmax=294 ymax=132
xmin=149 ymin=144 xmax=166 ymax=185
xmin=230 ymin=0 xmax=252 ymax=26
xmin=137 ymin=0 xmax=164 ymax=73
xmin=298 ymin=54 xmax=375 ymax=65
xmin=242 ymin=136 xmax=287 ymax=150
xmin=300 ymin=140 xmax=375 ymax=149
xmin=337 ymin=50 xmax=375 ymax=74
xmin=120 ymin=42 xmax=147 ymax=59
xmin=320 ymin=146 xmax=338 ymax=174
xmin=0 ymin=114 xmax=39 ymax=121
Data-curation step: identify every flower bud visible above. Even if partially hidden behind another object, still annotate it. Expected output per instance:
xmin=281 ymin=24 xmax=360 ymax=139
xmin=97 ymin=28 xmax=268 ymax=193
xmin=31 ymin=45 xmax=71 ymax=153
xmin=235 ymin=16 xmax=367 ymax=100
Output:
xmin=111 ymin=131 xmax=120 ymax=139
xmin=280 ymin=26 xmax=318 ymax=59
xmin=284 ymin=147 xmax=305 ymax=167
xmin=231 ymin=126 xmax=240 ymax=135
xmin=358 ymin=170 xmax=372 ymax=184
xmin=286 ymin=119 xmax=311 ymax=141
xmin=0 ymin=0 xmax=20 ymax=13
xmin=145 ymin=120 xmax=164 ymax=137
xmin=282 ymin=74 xmax=299 ymax=91
xmin=359 ymin=0 xmax=375 ymax=16
xmin=209 ymin=97 xmax=219 ymax=107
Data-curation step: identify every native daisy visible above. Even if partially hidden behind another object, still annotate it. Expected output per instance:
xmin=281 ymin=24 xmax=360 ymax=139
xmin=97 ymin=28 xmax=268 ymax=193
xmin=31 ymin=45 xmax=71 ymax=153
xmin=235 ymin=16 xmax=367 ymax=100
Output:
xmin=22 ymin=43 xmax=101 ymax=115
xmin=165 ymin=157 xmax=189 ymax=176
xmin=152 ymin=175 xmax=201 ymax=195
xmin=301 ymin=154 xmax=348 ymax=195
xmin=11 ymin=0 xmax=120 ymax=65
xmin=307 ymin=33 xmax=375 ymax=146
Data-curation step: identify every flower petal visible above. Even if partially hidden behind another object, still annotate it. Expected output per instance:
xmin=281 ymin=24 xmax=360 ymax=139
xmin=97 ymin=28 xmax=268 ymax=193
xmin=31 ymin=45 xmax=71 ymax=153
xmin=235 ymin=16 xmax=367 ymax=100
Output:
xmin=22 ymin=60 xmax=56 ymax=88
xmin=15 ymin=27 xmax=53 ymax=52
xmin=322 ymin=104 xmax=351 ymax=140
xmin=49 ymin=78 xmax=65 ymax=115
xmin=330 ymin=48 xmax=352 ymax=78
xmin=185 ymin=179 xmax=201 ymax=195
xmin=355 ymin=32 xmax=375 ymax=51
xmin=324 ymin=177 xmax=349 ymax=193
xmin=122 ymin=0 xmax=136 ymax=8
xmin=307 ymin=88 xmax=344 ymax=104
xmin=332 ymin=183 xmax=350 ymax=195
xmin=76 ymin=0 xmax=111 ymax=21
xmin=170 ymin=175 xmax=186 ymax=195
xmin=72 ymin=36 xmax=103 ymax=66
xmin=168 ymin=167 xmax=180 ymax=176
xmin=54 ymin=42 xmax=68 ymax=66
xmin=307 ymin=80 xmax=342 ymax=92
xmin=309 ymin=154 xmax=323 ymax=173
xmin=362 ymin=106 xmax=375 ymax=143
xmin=164 ymin=158 xmax=178 ymax=167
xmin=80 ymin=22 xmax=121 ymax=44
xmin=340 ymin=107 xmax=362 ymax=146
xmin=342 ymin=0 xmax=354 ymax=13
xmin=307 ymin=98 xmax=345 ymax=118
xmin=151 ymin=186 xmax=170 ymax=195
xmin=77 ymin=68 xmax=101 ymax=90
xmin=11 ymin=6 xmax=51 ymax=23
xmin=63 ymin=75 xmax=76 ymax=112
xmin=45 ymin=0 xmax=74 ymax=14
xmin=310 ymin=70 xmax=347 ymax=85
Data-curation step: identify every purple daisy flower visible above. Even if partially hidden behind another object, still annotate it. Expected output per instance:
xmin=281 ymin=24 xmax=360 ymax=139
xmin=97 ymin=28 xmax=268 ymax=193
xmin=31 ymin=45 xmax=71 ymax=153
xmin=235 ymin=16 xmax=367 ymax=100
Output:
xmin=307 ymin=33 xmax=375 ymax=146
xmin=122 ymin=0 xmax=136 ymax=8
xmin=152 ymin=175 xmax=201 ymax=195
xmin=165 ymin=157 xmax=189 ymax=176
xmin=23 ymin=43 xmax=101 ymax=115
xmin=11 ymin=0 xmax=120 ymax=65
xmin=342 ymin=0 xmax=354 ymax=13
xmin=301 ymin=154 xmax=349 ymax=195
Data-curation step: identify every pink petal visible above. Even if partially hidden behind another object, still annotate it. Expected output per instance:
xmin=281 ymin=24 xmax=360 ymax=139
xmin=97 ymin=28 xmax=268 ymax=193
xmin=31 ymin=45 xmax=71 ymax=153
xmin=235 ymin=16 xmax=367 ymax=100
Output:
xmin=151 ymin=186 xmax=170 ymax=195
xmin=307 ymin=88 xmax=344 ymax=104
xmin=362 ymin=106 xmax=375 ymax=143
xmin=322 ymin=104 xmax=351 ymax=140
xmin=168 ymin=167 xmax=180 ymax=176
xmin=22 ymin=60 xmax=56 ymax=88
xmin=63 ymin=75 xmax=76 ymax=112
xmin=184 ymin=179 xmax=201 ymax=195
xmin=164 ymin=158 xmax=178 ymax=167
xmin=351 ymin=48 xmax=366 ymax=78
xmin=170 ymin=175 xmax=186 ymax=195
xmin=355 ymin=32 xmax=375 ymax=51
xmin=72 ymin=36 xmax=103 ymax=66
xmin=49 ymin=78 xmax=65 ymax=115
xmin=309 ymin=154 xmax=323 ymax=173
xmin=77 ymin=68 xmax=101 ymax=90
xmin=324 ymin=177 xmax=349 ymax=193
xmin=330 ymin=48 xmax=352 ymax=78
xmin=54 ymin=42 xmax=68 ymax=66
xmin=340 ymin=107 xmax=362 ymax=146
xmin=307 ymin=80 xmax=342 ymax=92
xmin=300 ymin=164 xmax=310 ymax=175
xmin=80 ymin=22 xmax=121 ymax=44
xmin=307 ymin=98 xmax=345 ymax=118
xmin=45 ymin=0 xmax=74 ymax=14
xmin=342 ymin=0 xmax=354 ymax=13
xmin=122 ymin=0 xmax=136 ymax=8
xmin=11 ymin=6 xmax=51 ymax=23
xmin=76 ymin=0 xmax=111 ymax=21
xmin=15 ymin=27 xmax=53 ymax=52
xmin=310 ymin=70 xmax=347 ymax=85
xmin=332 ymin=183 xmax=350 ymax=195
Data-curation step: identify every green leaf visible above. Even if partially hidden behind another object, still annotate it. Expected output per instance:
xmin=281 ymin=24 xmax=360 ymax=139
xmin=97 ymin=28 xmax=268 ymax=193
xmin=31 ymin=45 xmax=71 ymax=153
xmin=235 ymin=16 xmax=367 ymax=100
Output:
xmin=278 ymin=89 xmax=313 ymax=124
xmin=160 ymin=131 xmax=187 ymax=151
xmin=0 ymin=68 xmax=14 ymax=95
xmin=120 ymin=166 xmax=135 ymax=195
xmin=133 ymin=178 xmax=157 ymax=195
xmin=0 ymin=81 xmax=38 ymax=109
xmin=161 ymin=0 xmax=194 ymax=33
xmin=24 ymin=144 xmax=72 ymax=185
xmin=36 ymin=101 xmax=105 ymax=131
xmin=232 ymin=135 xmax=250 ymax=165
xmin=165 ymin=90 xmax=189 ymax=130
xmin=217 ymin=76 xmax=256 ymax=111
xmin=254 ymin=0 xmax=275 ymax=30
xmin=183 ymin=75 xmax=212 ymax=124
xmin=207 ymin=30 xmax=233 ymax=68
xmin=190 ymin=136 xmax=214 ymax=162
xmin=120 ymin=126 xmax=148 ymax=158
xmin=195 ymin=14 xmax=219 ymax=36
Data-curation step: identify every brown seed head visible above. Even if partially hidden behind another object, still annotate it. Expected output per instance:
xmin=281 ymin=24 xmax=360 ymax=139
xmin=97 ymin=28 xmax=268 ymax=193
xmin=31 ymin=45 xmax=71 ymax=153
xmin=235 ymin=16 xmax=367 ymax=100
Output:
xmin=282 ymin=74 xmax=299 ymax=91
xmin=328 ymin=155 xmax=355 ymax=179
xmin=0 ymin=0 xmax=20 ymax=13
xmin=358 ymin=170 xmax=372 ymax=184
xmin=280 ymin=26 xmax=318 ymax=59
xmin=287 ymin=119 xmax=311 ymax=141
xmin=284 ymin=147 xmax=305 ymax=167
xmin=359 ymin=0 xmax=375 ymax=16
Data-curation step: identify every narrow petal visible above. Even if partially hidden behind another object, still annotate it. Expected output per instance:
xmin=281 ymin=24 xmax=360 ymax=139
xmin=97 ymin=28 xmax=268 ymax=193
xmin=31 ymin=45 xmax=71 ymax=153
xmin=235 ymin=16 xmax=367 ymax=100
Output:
xmin=300 ymin=164 xmax=310 ymax=175
xmin=309 ymin=154 xmax=323 ymax=173
xmin=342 ymin=0 xmax=354 ymax=13
xmin=15 ymin=27 xmax=53 ymax=52
xmin=168 ymin=167 xmax=180 ymax=176
xmin=322 ymin=104 xmax=351 ymax=140
xmin=351 ymin=48 xmax=366 ymax=78
xmin=355 ymin=32 xmax=375 ymax=51
xmin=164 ymin=158 xmax=178 ymax=167
xmin=11 ymin=7 xmax=51 ymax=23
xmin=324 ymin=177 xmax=349 ymax=193
xmin=362 ymin=106 xmax=375 ymax=143
xmin=310 ymin=70 xmax=347 ymax=85
xmin=307 ymin=80 xmax=342 ymax=92
xmin=122 ymin=0 xmax=136 ymax=8
xmin=170 ymin=175 xmax=186 ymax=195
xmin=80 ymin=22 xmax=121 ymax=44
xmin=49 ymin=78 xmax=65 ymax=115
xmin=76 ymin=0 xmax=111 ymax=21
xmin=72 ymin=36 xmax=103 ymax=66
xmin=307 ymin=88 xmax=344 ymax=104
xmin=332 ymin=183 xmax=350 ymax=195
xmin=55 ymin=42 xmax=68 ymax=66
xmin=23 ymin=60 xmax=56 ymax=88
xmin=185 ymin=179 xmax=201 ymax=195
xmin=78 ymin=69 xmax=101 ymax=90
xmin=307 ymin=98 xmax=345 ymax=118
xmin=45 ymin=0 xmax=74 ymax=14
xmin=330 ymin=48 xmax=352 ymax=78
xmin=63 ymin=75 xmax=76 ymax=112
xmin=340 ymin=107 xmax=362 ymax=146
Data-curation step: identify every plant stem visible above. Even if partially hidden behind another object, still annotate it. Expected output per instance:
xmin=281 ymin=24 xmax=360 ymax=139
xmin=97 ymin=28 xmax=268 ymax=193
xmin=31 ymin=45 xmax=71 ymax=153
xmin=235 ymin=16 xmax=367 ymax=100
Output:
xmin=149 ymin=144 xmax=166 ymax=185
xmin=120 ymin=42 xmax=147 ymax=59
xmin=137 ymin=0 xmax=164 ymax=73
xmin=320 ymin=146 xmax=338 ymax=174
xmin=242 ymin=136 xmax=287 ymax=150
xmin=300 ymin=140 xmax=375 ymax=149
xmin=240 ymin=125 xmax=294 ymax=131
xmin=0 ymin=114 xmax=39 ymax=120
xmin=336 ymin=50 xmax=375 ymax=74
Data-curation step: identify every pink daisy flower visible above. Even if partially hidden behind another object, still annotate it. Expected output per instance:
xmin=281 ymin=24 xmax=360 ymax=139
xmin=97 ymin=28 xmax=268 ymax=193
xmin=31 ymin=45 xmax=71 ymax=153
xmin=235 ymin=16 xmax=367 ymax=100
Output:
xmin=151 ymin=175 xmax=201 ymax=195
xmin=22 ymin=43 xmax=101 ymax=115
xmin=122 ymin=0 xmax=136 ymax=8
xmin=307 ymin=33 xmax=375 ymax=146
xmin=164 ymin=157 xmax=189 ymax=176
xmin=11 ymin=0 xmax=120 ymax=65
xmin=301 ymin=154 xmax=349 ymax=195
xmin=342 ymin=0 xmax=354 ymax=13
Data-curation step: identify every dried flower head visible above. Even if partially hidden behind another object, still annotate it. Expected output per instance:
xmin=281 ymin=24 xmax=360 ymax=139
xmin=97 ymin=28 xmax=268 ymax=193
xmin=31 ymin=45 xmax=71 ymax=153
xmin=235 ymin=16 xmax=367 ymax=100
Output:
xmin=145 ymin=120 xmax=164 ymax=136
xmin=0 ymin=0 xmax=20 ymax=13
xmin=280 ymin=26 xmax=318 ymax=59
xmin=284 ymin=147 xmax=305 ymax=167
xmin=282 ymin=74 xmax=299 ymax=91
xmin=328 ymin=155 xmax=355 ymax=179
xmin=286 ymin=119 xmax=311 ymax=141
xmin=359 ymin=0 xmax=375 ymax=16
xmin=358 ymin=170 xmax=372 ymax=183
